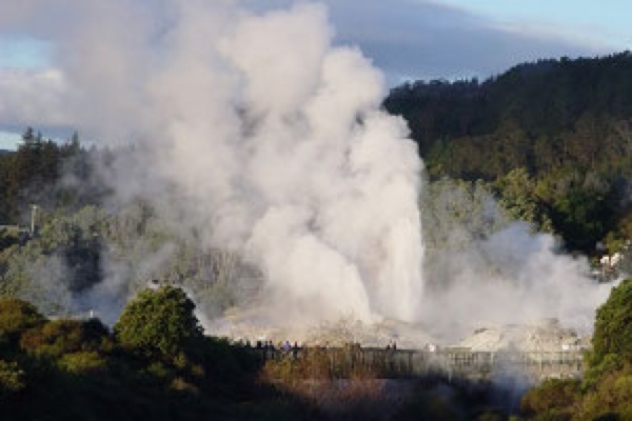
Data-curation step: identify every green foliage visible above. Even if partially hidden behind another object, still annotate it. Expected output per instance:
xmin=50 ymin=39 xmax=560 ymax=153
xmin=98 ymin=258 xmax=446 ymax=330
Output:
xmin=591 ymin=279 xmax=632 ymax=368
xmin=114 ymin=285 xmax=203 ymax=357
xmin=0 ymin=297 xmax=529 ymax=420
xmin=422 ymin=178 xmax=508 ymax=251
xmin=0 ymin=359 xmax=26 ymax=396
xmin=575 ymin=366 xmax=632 ymax=420
xmin=0 ymin=296 xmax=310 ymax=420
xmin=520 ymin=378 xmax=580 ymax=420
xmin=523 ymin=279 xmax=632 ymax=420
xmin=58 ymin=351 xmax=108 ymax=374
xmin=494 ymin=168 xmax=553 ymax=233
xmin=20 ymin=318 xmax=111 ymax=358
xmin=387 ymin=53 xmax=632 ymax=253
xmin=387 ymin=53 xmax=632 ymax=163
xmin=0 ymin=128 xmax=96 ymax=224
xmin=0 ymin=298 xmax=45 ymax=347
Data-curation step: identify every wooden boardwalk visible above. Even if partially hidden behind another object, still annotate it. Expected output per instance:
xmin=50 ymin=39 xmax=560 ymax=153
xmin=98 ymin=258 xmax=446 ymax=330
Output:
xmin=258 ymin=346 xmax=585 ymax=383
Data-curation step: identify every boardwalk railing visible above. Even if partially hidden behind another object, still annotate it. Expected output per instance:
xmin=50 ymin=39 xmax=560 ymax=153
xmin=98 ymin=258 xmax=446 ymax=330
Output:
xmin=256 ymin=346 xmax=585 ymax=383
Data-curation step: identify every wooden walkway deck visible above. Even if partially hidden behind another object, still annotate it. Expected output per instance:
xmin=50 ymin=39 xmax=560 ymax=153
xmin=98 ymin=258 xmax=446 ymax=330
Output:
xmin=258 ymin=346 xmax=585 ymax=383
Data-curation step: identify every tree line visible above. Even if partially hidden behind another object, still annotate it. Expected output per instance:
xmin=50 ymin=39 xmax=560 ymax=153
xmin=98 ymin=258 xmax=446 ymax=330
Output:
xmin=0 ymin=127 xmax=103 ymax=226
xmin=386 ymin=52 xmax=632 ymax=254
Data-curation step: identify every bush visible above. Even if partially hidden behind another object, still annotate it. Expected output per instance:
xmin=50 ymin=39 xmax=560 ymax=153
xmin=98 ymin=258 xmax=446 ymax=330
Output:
xmin=591 ymin=278 xmax=632 ymax=368
xmin=520 ymin=378 xmax=580 ymax=419
xmin=20 ymin=318 xmax=111 ymax=357
xmin=0 ymin=298 xmax=45 ymax=345
xmin=114 ymin=286 xmax=203 ymax=357
xmin=59 ymin=351 xmax=108 ymax=374
xmin=522 ymin=279 xmax=632 ymax=420
xmin=0 ymin=359 xmax=26 ymax=396
xmin=576 ymin=366 xmax=632 ymax=419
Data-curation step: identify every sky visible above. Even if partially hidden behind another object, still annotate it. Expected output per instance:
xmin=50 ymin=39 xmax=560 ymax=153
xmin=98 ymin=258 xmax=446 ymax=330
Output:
xmin=0 ymin=0 xmax=630 ymax=148
xmin=248 ymin=0 xmax=631 ymax=81
xmin=0 ymin=131 xmax=20 ymax=150
xmin=0 ymin=35 xmax=51 ymax=69
xmin=442 ymin=0 xmax=632 ymax=47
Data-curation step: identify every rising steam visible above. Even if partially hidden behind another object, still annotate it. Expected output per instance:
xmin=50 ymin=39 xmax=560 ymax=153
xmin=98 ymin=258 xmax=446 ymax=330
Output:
xmin=0 ymin=0 xmax=613 ymax=344
xmin=2 ymin=1 xmax=424 ymax=326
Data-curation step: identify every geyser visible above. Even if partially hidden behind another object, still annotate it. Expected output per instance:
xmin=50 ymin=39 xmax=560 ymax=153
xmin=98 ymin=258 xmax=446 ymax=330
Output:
xmin=0 ymin=0 xmax=615 ymax=345
xmin=2 ymin=1 xmax=425 ymax=326
xmin=158 ymin=3 xmax=426 ymax=325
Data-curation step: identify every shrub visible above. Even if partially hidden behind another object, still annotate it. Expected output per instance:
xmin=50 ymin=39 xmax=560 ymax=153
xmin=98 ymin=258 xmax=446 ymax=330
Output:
xmin=591 ymin=278 xmax=632 ymax=367
xmin=114 ymin=286 xmax=203 ymax=358
xmin=20 ymin=318 xmax=111 ymax=357
xmin=0 ymin=359 xmax=26 ymax=396
xmin=59 ymin=351 xmax=108 ymax=374
xmin=520 ymin=378 xmax=580 ymax=419
xmin=576 ymin=367 xmax=632 ymax=419
xmin=0 ymin=298 xmax=45 ymax=343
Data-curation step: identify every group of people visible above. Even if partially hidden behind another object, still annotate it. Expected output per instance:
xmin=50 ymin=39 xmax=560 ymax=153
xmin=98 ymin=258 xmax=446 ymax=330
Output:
xmin=250 ymin=339 xmax=302 ymax=359
xmin=237 ymin=338 xmax=400 ymax=354
xmin=386 ymin=340 xmax=398 ymax=350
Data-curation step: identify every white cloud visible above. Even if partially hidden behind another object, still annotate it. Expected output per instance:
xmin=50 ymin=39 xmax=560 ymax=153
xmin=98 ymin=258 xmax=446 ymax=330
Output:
xmin=247 ymin=0 xmax=607 ymax=82
xmin=0 ymin=0 xmax=612 ymax=93
xmin=0 ymin=68 xmax=68 ymax=126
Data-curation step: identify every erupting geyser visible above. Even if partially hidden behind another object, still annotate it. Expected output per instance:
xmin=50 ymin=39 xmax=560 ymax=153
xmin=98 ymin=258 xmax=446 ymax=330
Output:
xmin=217 ymin=4 xmax=426 ymax=325
xmin=3 ymin=1 xmax=425 ymax=326
xmin=2 ymin=0 xmax=615 ymax=344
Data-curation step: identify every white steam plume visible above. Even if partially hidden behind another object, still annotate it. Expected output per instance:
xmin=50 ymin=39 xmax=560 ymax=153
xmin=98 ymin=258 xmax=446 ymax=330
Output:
xmin=1 ymin=1 xmax=424 ymax=325
xmin=0 ymin=0 xmax=614 ymax=344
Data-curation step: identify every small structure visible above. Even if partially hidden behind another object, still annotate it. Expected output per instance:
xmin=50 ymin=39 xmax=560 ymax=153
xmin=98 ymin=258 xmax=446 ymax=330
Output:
xmin=597 ymin=252 xmax=623 ymax=282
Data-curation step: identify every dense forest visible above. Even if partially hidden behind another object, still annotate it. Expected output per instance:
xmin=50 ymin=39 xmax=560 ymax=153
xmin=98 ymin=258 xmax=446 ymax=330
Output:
xmin=386 ymin=52 xmax=632 ymax=253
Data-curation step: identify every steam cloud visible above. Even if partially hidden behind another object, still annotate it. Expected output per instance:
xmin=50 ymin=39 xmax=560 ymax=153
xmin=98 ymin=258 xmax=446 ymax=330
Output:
xmin=2 ymin=1 xmax=424 ymax=326
xmin=0 ymin=1 xmax=613 ymax=343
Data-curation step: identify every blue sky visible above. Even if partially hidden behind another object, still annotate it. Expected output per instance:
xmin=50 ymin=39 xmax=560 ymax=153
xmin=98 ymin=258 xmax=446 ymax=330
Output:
xmin=248 ymin=0 xmax=631 ymax=81
xmin=441 ymin=0 xmax=631 ymax=46
xmin=0 ymin=36 xmax=51 ymax=69
xmin=4 ymin=1 xmax=630 ymax=78
xmin=0 ymin=131 xmax=20 ymax=150
xmin=0 ymin=0 xmax=630 ymax=149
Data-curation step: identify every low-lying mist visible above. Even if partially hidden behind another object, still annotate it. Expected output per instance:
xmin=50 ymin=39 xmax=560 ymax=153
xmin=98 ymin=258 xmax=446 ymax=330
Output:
xmin=1 ymin=0 xmax=615 ymax=346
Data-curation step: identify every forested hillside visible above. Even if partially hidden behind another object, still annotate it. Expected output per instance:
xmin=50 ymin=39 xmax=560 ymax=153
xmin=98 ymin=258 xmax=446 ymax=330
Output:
xmin=386 ymin=52 xmax=632 ymax=253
